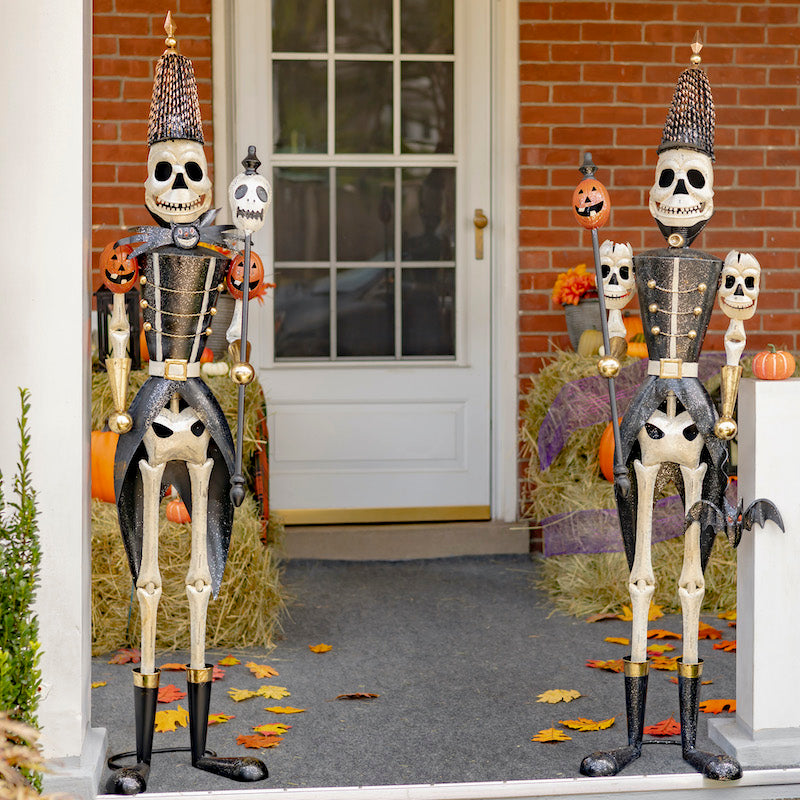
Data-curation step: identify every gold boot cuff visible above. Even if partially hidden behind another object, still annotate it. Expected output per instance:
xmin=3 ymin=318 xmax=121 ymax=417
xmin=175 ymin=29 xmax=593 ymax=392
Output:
xmin=133 ymin=668 xmax=161 ymax=689
xmin=187 ymin=665 xmax=213 ymax=684
xmin=623 ymin=657 xmax=650 ymax=677
xmin=677 ymin=658 xmax=703 ymax=679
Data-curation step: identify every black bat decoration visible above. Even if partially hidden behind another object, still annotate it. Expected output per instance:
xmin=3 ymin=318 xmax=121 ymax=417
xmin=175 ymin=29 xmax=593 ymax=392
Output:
xmin=685 ymin=497 xmax=785 ymax=549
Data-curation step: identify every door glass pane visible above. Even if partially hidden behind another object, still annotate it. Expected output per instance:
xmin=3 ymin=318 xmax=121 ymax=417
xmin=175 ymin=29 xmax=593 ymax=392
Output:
xmin=401 ymin=61 xmax=454 ymax=154
xmin=272 ymin=0 xmax=327 ymax=53
xmin=336 ymin=168 xmax=394 ymax=262
xmin=401 ymin=0 xmax=454 ymax=54
xmin=335 ymin=0 xmax=392 ymax=53
xmin=401 ymin=167 xmax=455 ymax=261
xmin=273 ymin=61 xmax=327 ymax=153
xmin=337 ymin=268 xmax=394 ymax=357
xmin=274 ymin=268 xmax=331 ymax=358
xmin=273 ymin=167 xmax=330 ymax=262
xmin=402 ymin=267 xmax=455 ymax=356
xmin=335 ymin=61 xmax=393 ymax=153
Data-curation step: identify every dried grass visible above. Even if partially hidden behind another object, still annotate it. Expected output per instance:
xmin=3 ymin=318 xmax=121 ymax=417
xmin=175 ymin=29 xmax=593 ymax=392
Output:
xmin=91 ymin=497 xmax=285 ymax=656
xmin=0 ymin=714 xmax=43 ymax=800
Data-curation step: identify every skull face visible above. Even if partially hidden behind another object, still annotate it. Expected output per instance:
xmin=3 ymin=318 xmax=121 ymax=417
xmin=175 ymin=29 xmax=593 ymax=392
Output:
xmin=718 ymin=250 xmax=760 ymax=320
xmin=648 ymin=148 xmax=714 ymax=229
xmin=144 ymin=139 xmax=212 ymax=224
xmin=228 ymin=172 xmax=272 ymax=235
xmin=599 ymin=240 xmax=635 ymax=310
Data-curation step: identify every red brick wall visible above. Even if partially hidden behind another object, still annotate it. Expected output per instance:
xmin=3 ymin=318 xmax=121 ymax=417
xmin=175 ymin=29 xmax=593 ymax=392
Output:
xmin=519 ymin=1 xmax=800 ymax=513
xmin=92 ymin=0 xmax=213 ymax=287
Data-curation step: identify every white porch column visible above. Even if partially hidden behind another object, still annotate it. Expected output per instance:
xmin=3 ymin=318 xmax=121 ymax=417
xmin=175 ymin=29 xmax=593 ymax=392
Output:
xmin=0 ymin=2 xmax=105 ymax=796
xmin=709 ymin=378 xmax=800 ymax=765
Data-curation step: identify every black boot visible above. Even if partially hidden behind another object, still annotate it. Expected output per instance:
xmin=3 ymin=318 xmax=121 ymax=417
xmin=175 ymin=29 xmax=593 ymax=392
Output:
xmin=581 ymin=658 xmax=648 ymax=777
xmin=187 ymin=665 xmax=269 ymax=782
xmin=678 ymin=659 xmax=741 ymax=781
xmin=106 ymin=669 xmax=160 ymax=795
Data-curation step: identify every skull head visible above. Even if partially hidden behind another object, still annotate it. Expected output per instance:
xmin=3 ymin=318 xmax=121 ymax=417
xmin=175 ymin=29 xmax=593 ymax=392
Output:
xmin=599 ymin=240 xmax=635 ymax=310
xmin=718 ymin=250 xmax=760 ymax=320
xmin=144 ymin=139 xmax=212 ymax=224
xmin=648 ymin=148 xmax=714 ymax=230
xmin=228 ymin=172 xmax=272 ymax=235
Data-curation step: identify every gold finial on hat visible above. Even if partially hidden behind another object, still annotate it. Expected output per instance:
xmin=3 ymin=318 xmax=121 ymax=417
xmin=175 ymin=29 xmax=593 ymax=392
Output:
xmin=164 ymin=11 xmax=178 ymax=53
xmin=690 ymin=31 xmax=703 ymax=66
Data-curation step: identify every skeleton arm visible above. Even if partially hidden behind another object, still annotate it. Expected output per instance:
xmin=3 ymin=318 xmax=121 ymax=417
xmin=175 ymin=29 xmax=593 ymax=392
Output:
xmin=599 ymin=240 xmax=636 ymax=359
xmin=103 ymin=255 xmax=135 ymax=435
xmin=714 ymin=251 xmax=761 ymax=440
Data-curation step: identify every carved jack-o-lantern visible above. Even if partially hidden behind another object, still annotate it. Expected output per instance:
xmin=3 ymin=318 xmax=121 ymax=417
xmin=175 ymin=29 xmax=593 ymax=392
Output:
xmin=100 ymin=241 xmax=138 ymax=294
xmin=572 ymin=177 xmax=611 ymax=229
xmin=226 ymin=251 xmax=265 ymax=300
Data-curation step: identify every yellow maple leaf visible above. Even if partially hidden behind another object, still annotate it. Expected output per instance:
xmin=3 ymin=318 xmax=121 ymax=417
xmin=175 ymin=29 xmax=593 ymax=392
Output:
xmin=650 ymin=656 xmax=679 ymax=671
xmin=253 ymin=723 xmax=291 ymax=735
xmin=536 ymin=689 xmax=581 ymax=704
xmin=246 ymin=662 xmax=279 ymax=679
xmin=618 ymin=604 xmax=663 ymax=622
xmin=218 ymin=655 xmax=241 ymax=666
xmin=227 ymin=688 xmax=259 ymax=702
xmin=154 ymin=705 xmax=189 ymax=733
xmin=309 ymin=643 xmax=332 ymax=653
xmin=718 ymin=609 xmax=737 ymax=621
xmin=91 ymin=681 xmax=106 ymax=689
xmin=646 ymin=642 xmax=675 ymax=654
xmin=604 ymin=636 xmax=629 ymax=645
xmin=264 ymin=706 xmax=306 ymax=714
xmin=257 ymin=685 xmax=291 ymax=700
xmin=617 ymin=605 xmax=633 ymax=621
xmin=531 ymin=727 xmax=571 ymax=742
xmin=208 ymin=713 xmax=235 ymax=726
xmin=558 ymin=717 xmax=615 ymax=732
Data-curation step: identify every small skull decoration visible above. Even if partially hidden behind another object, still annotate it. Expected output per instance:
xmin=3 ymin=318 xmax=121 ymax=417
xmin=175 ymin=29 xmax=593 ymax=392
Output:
xmin=599 ymin=240 xmax=635 ymax=310
xmin=144 ymin=139 xmax=212 ymax=224
xmin=228 ymin=172 xmax=271 ymax=236
xmin=648 ymin=148 xmax=714 ymax=230
xmin=718 ymin=250 xmax=760 ymax=320
xmin=100 ymin=241 xmax=138 ymax=293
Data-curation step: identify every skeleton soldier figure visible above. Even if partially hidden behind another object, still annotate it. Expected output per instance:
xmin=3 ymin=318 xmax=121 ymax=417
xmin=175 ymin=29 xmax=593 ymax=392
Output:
xmin=579 ymin=38 xmax=779 ymax=781
xmin=103 ymin=16 xmax=269 ymax=794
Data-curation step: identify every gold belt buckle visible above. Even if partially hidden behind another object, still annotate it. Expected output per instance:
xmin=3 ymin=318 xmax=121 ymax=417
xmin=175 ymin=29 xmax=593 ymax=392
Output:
xmin=659 ymin=358 xmax=683 ymax=379
xmin=164 ymin=358 xmax=189 ymax=381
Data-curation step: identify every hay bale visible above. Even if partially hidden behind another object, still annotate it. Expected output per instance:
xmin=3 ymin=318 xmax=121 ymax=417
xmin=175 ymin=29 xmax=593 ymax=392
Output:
xmin=91 ymin=496 xmax=285 ymax=655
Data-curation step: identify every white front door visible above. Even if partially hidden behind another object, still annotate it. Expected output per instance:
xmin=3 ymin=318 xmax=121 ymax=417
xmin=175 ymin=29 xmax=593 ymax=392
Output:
xmin=230 ymin=0 xmax=492 ymax=524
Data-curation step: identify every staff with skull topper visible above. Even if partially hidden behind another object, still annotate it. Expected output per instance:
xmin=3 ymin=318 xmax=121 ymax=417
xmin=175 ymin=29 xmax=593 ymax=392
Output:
xmin=572 ymin=152 xmax=629 ymax=495
xmin=227 ymin=146 xmax=272 ymax=506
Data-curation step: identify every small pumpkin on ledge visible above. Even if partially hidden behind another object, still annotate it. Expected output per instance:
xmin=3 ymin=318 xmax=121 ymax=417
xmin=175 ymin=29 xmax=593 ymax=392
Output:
xmin=752 ymin=344 xmax=796 ymax=381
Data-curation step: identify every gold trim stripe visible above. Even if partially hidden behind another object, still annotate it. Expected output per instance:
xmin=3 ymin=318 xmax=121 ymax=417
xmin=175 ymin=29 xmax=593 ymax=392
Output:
xmin=623 ymin=658 xmax=649 ymax=677
xmin=677 ymin=658 xmax=703 ymax=679
xmin=277 ymin=505 xmax=491 ymax=526
xmin=133 ymin=669 xmax=161 ymax=689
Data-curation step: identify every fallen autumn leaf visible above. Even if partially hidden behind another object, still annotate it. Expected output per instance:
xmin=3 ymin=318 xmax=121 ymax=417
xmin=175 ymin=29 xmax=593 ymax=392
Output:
xmin=558 ymin=717 xmax=615 ymax=732
xmin=536 ymin=689 xmax=582 ymax=704
xmin=643 ymin=716 xmax=680 ymax=736
xmin=531 ymin=728 xmax=571 ymax=742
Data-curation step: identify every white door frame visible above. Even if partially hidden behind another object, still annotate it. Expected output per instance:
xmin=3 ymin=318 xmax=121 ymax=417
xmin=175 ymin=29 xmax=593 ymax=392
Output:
xmin=211 ymin=0 xmax=519 ymax=522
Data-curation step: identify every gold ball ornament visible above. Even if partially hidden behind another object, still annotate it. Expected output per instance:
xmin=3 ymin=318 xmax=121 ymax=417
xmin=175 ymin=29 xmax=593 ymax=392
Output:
xmin=109 ymin=410 xmax=133 ymax=434
xmin=714 ymin=417 xmax=737 ymax=440
xmin=597 ymin=355 xmax=621 ymax=379
xmin=231 ymin=361 xmax=255 ymax=385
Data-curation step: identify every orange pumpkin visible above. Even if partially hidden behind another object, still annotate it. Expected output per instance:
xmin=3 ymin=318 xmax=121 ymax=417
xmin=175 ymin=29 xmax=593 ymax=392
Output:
xmin=166 ymin=498 xmax=191 ymax=524
xmin=226 ymin=251 xmax=265 ymax=300
xmin=598 ymin=419 xmax=622 ymax=482
xmin=100 ymin=241 xmax=138 ymax=294
xmin=91 ymin=430 xmax=119 ymax=503
xmin=572 ymin=177 xmax=611 ymax=230
xmin=625 ymin=316 xmax=648 ymax=359
xmin=752 ymin=345 xmax=796 ymax=380
xmin=139 ymin=329 xmax=149 ymax=362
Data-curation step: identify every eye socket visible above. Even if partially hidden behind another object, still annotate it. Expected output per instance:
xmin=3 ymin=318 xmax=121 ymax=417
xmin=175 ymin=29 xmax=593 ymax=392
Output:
xmin=745 ymin=276 xmax=756 ymax=290
xmin=154 ymin=161 xmax=172 ymax=182
xmin=687 ymin=169 xmax=706 ymax=189
xmin=601 ymin=264 xmax=610 ymax=279
xmin=725 ymin=275 xmax=736 ymax=289
xmin=658 ymin=168 xmax=675 ymax=188
xmin=185 ymin=161 xmax=204 ymax=182
xmin=234 ymin=184 xmax=248 ymax=199
xmin=619 ymin=266 xmax=630 ymax=280
xmin=256 ymin=186 xmax=269 ymax=202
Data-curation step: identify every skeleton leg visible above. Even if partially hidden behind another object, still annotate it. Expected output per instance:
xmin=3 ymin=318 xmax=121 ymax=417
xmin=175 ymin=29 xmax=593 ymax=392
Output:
xmin=186 ymin=457 xmax=214 ymax=671
xmin=678 ymin=462 xmax=707 ymax=665
xmin=137 ymin=458 xmax=165 ymax=675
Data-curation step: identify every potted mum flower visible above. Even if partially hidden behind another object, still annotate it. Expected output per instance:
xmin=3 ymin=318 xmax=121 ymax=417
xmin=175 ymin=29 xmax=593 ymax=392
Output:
xmin=551 ymin=263 xmax=602 ymax=350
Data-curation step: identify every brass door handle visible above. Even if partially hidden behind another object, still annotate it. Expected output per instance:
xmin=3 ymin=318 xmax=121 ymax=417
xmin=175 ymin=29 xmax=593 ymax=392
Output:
xmin=473 ymin=208 xmax=488 ymax=259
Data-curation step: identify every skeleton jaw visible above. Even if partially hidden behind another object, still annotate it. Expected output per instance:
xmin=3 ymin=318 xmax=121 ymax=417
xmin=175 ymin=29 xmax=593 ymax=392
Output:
xmin=149 ymin=191 xmax=209 ymax=222
xmin=650 ymin=197 xmax=709 ymax=227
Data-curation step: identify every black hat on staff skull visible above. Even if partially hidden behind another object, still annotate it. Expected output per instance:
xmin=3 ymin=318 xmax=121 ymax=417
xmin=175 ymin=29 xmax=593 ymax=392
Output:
xmin=657 ymin=33 xmax=715 ymax=160
xmin=147 ymin=11 xmax=204 ymax=146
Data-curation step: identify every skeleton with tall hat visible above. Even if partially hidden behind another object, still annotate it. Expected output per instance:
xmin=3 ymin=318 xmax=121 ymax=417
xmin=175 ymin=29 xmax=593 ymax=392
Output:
xmin=103 ymin=14 xmax=270 ymax=795
xmin=577 ymin=36 xmax=782 ymax=781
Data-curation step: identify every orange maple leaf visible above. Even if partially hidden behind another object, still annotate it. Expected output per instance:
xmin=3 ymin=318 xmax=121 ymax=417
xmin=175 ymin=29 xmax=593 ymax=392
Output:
xmin=713 ymin=640 xmax=736 ymax=652
xmin=208 ymin=713 xmax=235 ymax=726
xmin=700 ymin=699 xmax=736 ymax=714
xmin=646 ymin=642 xmax=675 ymax=655
xmin=698 ymin=622 xmax=723 ymax=640
xmin=213 ymin=666 xmax=225 ymax=681
xmin=586 ymin=659 xmax=624 ymax=673
xmin=604 ymin=636 xmax=629 ymax=646
xmin=643 ymin=716 xmax=680 ymax=736
xmin=161 ymin=663 xmax=187 ymax=671
xmin=531 ymin=727 xmax=571 ymax=742
xmin=309 ymin=643 xmax=332 ymax=653
xmin=218 ymin=655 xmax=241 ymax=666
xmin=246 ymin=662 xmax=279 ymax=679
xmin=585 ymin=612 xmax=620 ymax=623
xmin=158 ymin=684 xmax=187 ymax=703
xmin=108 ymin=648 xmax=141 ymax=665
xmin=236 ymin=733 xmax=283 ymax=749
xmin=650 ymin=656 xmax=679 ymax=671
xmin=648 ymin=629 xmax=682 ymax=640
